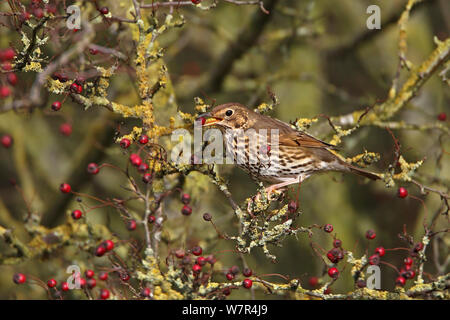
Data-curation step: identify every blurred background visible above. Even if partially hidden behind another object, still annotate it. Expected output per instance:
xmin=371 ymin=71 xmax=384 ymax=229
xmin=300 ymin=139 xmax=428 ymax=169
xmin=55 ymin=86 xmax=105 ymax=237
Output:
xmin=0 ymin=0 xmax=449 ymax=299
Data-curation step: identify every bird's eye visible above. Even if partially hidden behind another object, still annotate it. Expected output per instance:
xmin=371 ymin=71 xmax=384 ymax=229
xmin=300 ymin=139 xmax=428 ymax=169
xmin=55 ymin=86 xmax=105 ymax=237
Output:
xmin=225 ymin=109 xmax=233 ymax=117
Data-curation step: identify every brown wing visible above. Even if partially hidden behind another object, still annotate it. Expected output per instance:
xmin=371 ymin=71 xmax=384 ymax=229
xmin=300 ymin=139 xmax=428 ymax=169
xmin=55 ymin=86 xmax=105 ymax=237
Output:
xmin=250 ymin=114 xmax=336 ymax=150
xmin=279 ymin=130 xmax=337 ymax=149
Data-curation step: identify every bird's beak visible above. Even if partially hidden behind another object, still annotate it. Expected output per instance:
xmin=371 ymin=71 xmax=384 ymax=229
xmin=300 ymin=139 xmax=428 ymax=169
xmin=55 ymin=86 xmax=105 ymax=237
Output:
xmin=197 ymin=112 xmax=223 ymax=127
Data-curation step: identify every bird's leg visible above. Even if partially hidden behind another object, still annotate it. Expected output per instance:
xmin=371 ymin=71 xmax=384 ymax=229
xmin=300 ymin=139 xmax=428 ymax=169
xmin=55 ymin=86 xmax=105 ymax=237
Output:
xmin=264 ymin=179 xmax=297 ymax=200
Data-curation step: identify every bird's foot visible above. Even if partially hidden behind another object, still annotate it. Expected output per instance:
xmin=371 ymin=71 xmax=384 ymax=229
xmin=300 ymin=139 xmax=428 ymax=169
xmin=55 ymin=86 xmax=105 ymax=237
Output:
xmin=253 ymin=186 xmax=285 ymax=203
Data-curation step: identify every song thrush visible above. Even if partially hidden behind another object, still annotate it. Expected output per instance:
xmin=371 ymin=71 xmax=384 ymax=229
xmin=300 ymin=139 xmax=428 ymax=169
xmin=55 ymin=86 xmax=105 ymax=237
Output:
xmin=200 ymin=103 xmax=380 ymax=196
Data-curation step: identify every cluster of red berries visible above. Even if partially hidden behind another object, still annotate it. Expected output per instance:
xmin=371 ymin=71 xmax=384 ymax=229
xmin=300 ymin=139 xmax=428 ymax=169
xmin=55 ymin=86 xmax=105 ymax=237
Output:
xmin=13 ymin=265 xmax=113 ymax=299
xmin=180 ymin=193 xmax=192 ymax=216
xmin=120 ymin=135 xmax=153 ymax=183
xmin=326 ymin=237 xmax=343 ymax=279
xmin=95 ymin=239 xmax=115 ymax=257
xmin=224 ymin=266 xmax=254 ymax=288
xmin=0 ymin=47 xmax=16 ymax=98
xmin=396 ymin=255 xmax=417 ymax=287
xmin=368 ymin=246 xmax=385 ymax=266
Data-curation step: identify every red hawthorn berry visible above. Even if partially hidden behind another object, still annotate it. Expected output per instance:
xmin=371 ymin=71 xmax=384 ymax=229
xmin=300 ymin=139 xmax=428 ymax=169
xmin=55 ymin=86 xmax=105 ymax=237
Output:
xmin=174 ymin=249 xmax=185 ymax=259
xmin=404 ymin=270 xmax=416 ymax=279
xmin=323 ymin=224 xmax=333 ymax=233
xmin=229 ymin=265 xmax=240 ymax=275
xmin=142 ymin=173 xmax=152 ymax=184
xmin=95 ymin=245 xmax=106 ymax=257
xmin=78 ymin=278 xmax=86 ymax=288
xmin=327 ymin=248 xmax=343 ymax=263
xmin=191 ymin=0 xmax=202 ymax=4
xmin=243 ymin=279 xmax=252 ymax=289
xmin=202 ymin=213 xmax=212 ymax=221
xmin=328 ymin=267 xmax=339 ymax=279
xmin=13 ymin=273 xmax=26 ymax=284
xmin=288 ymin=200 xmax=298 ymax=213
xmin=85 ymin=270 xmax=95 ymax=279
xmin=47 ymin=279 xmax=57 ymax=288
xmin=87 ymin=278 xmax=96 ymax=289
xmin=138 ymin=134 xmax=149 ymax=144
xmin=365 ymin=229 xmax=376 ymax=240
xmin=1 ymin=134 xmax=13 ymax=148
xmin=60 ymin=183 xmax=71 ymax=193
xmin=223 ymin=288 xmax=231 ymax=296
xmin=99 ymin=272 xmax=108 ymax=281
xmin=141 ymin=287 xmax=151 ymax=298
xmin=71 ymin=209 xmax=82 ymax=219
xmin=243 ymin=268 xmax=253 ymax=277
xmin=196 ymin=256 xmax=206 ymax=266
xmin=21 ymin=11 xmax=31 ymax=21
xmin=226 ymin=273 xmax=234 ymax=281
xmin=404 ymin=257 xmax=413 ymax=266
xmin=61 ymin=282 xmax=69 ymax=291
xmin=99 ymin=7 xmax=109 ymax=15
xmin=437 ymin=112 xmax=447 ymax=121
xmin=33 ymin=7 xmax=44 ymax=19
xmin=2 ymin=62 xmax=12 ymax=71
xmin=333 ymin=239 xmax=342 ymax=248
xmin=181 ymin=204 xmax=192 ymax=216
xmin=100 ymin=288 xmax=110 ymax=300
xmin=181 ymin=193 xmax=191 ymax=204
xmin=192 ymin=246 xmax=202 ymax=256
xmin=127 ymin=219 xmax=137 ymax=231
xmin=374 ymin=246 xmax=385 ymax=257
xmin=103 ymin=240 xmax=114 ymax=251
xmin=369 ymin=254 xmax=380 ymax=265
xmin=7 ymin=73 xmax=18 ymax=86
xmin=70 ymin=82 xmax=79 ymax=93
xmin=0 ymin=86 xmax=11 ymax=98
xmin=206 ymin=255 xmax=217 ymax=265
xmin=120 ymin=273 xmax=130 ymax=282
xmin=308 ymin=277 xmax=319 ymax=287
xmin=87 ymin=162 xmax=99 ymax=175
xmin=395 ymin=276 xmax=406 ymax=287
xmin=397 ymin=187 xmax=408 ymax=198
xmin=51 ymin=101 xmax=62 ymax=111
xmin=413 ymin=242 xmax=424 ymax=252
xmin=138 ymin=163 xmax=149 ymax=173
xmin=129 ymin=153 xmax=142 ymax=167
xmin=2 ymin=48 xmax=15 ymax=61
xmin=148 ymin=215 xmax=156 ymax=223
xmin=120 ymin=138 xmax=131 ymax=149
xmin=192 ymin=264 xmax=202 ymax=273
xmin=60 ymin=123 xmax=72 ymax=136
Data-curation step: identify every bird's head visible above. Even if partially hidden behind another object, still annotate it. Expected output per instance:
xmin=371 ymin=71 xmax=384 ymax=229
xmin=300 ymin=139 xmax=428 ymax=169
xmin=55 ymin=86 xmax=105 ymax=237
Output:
xmin=198 ymin=103 xmax=251 ymax=130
